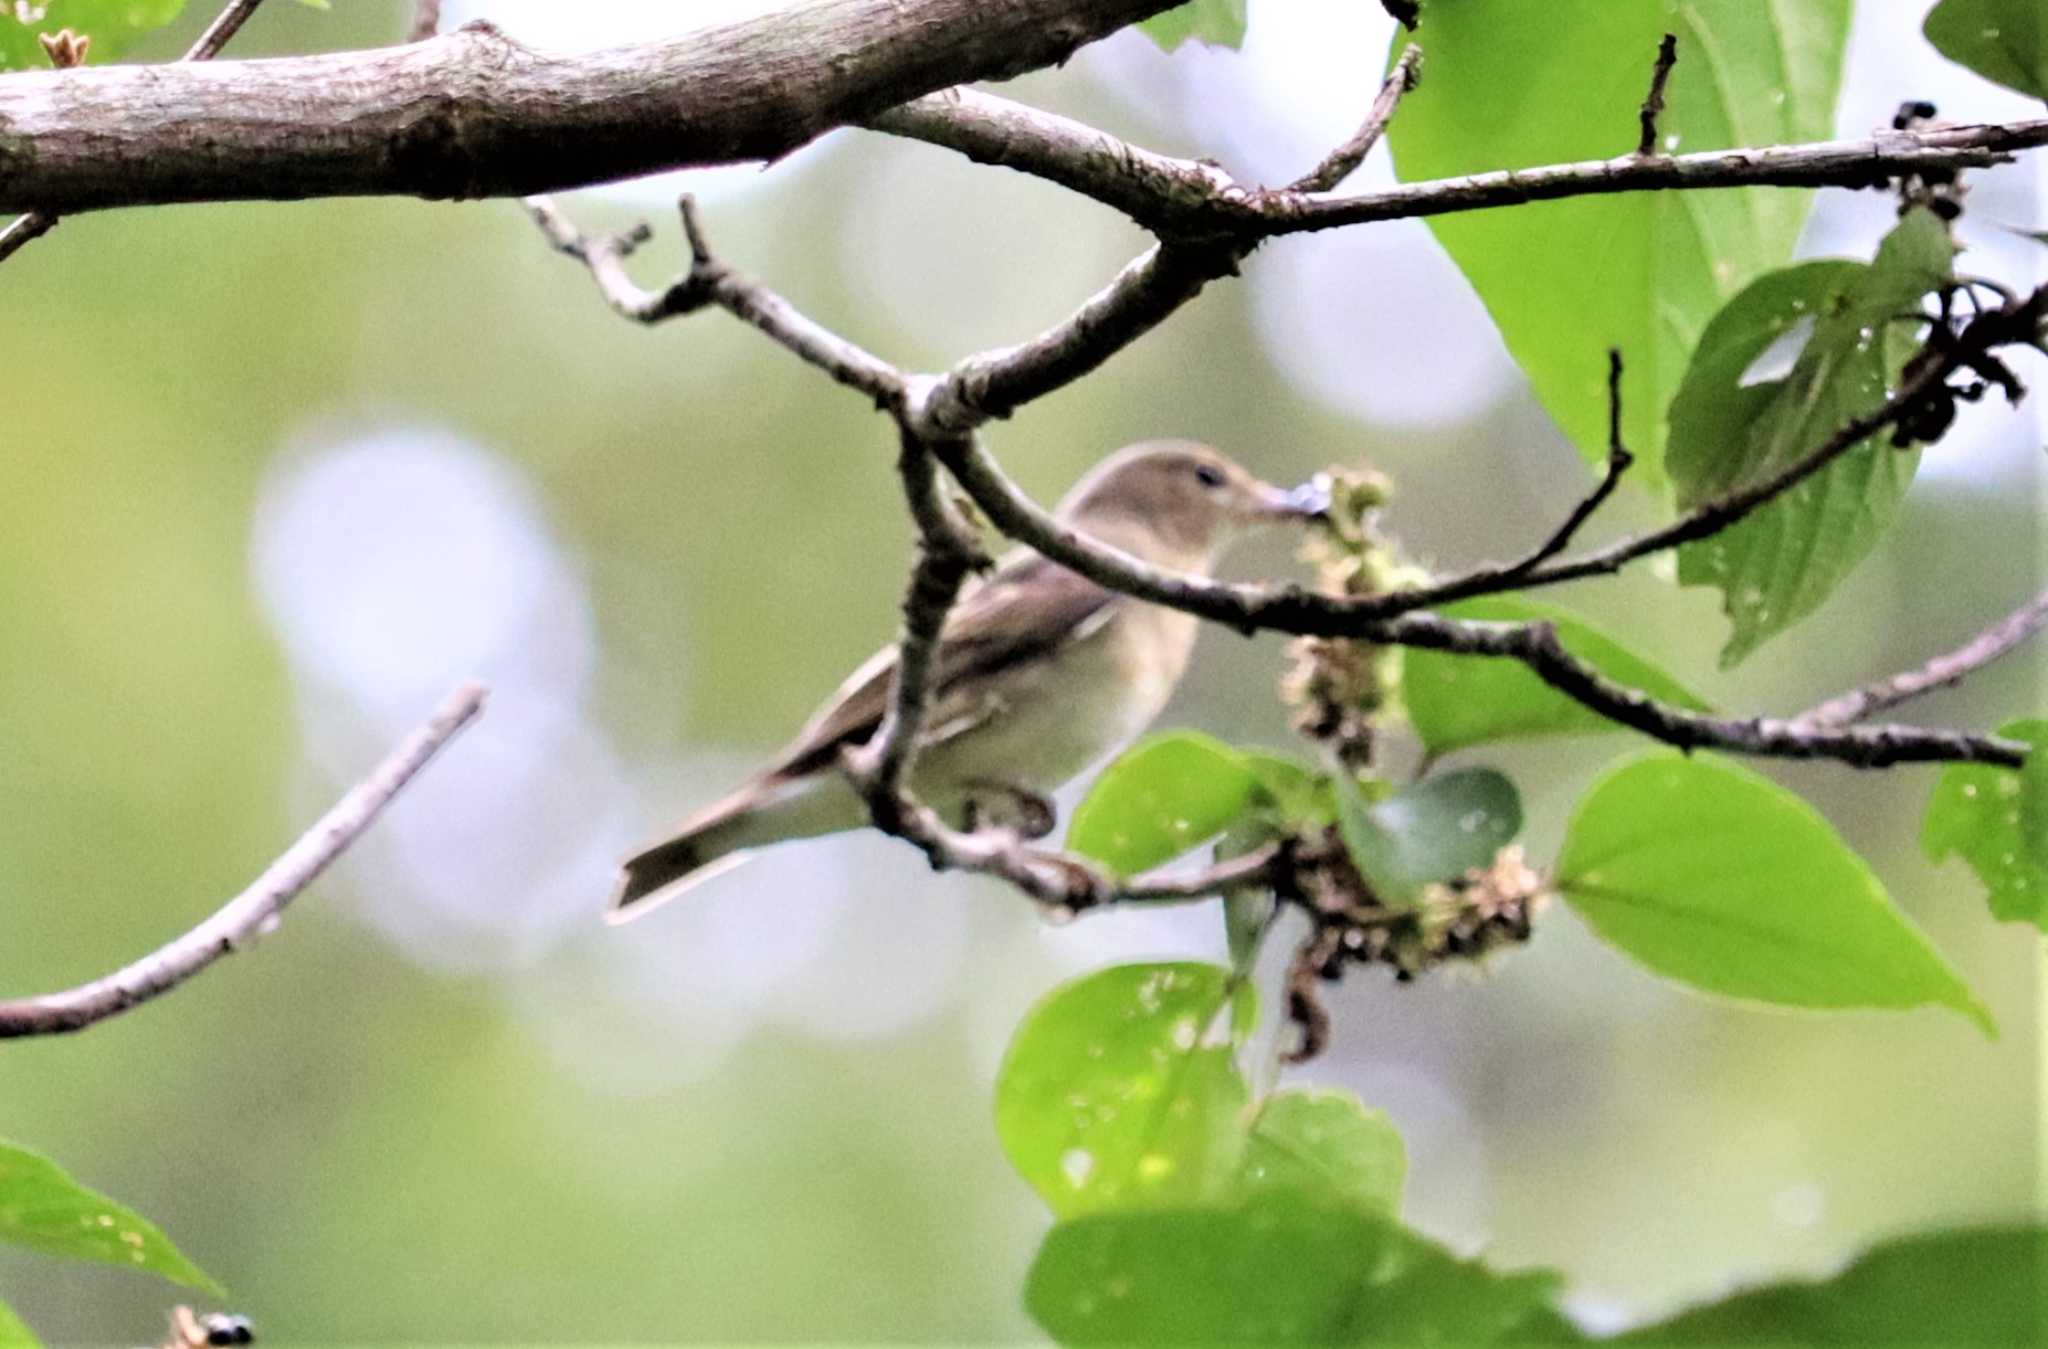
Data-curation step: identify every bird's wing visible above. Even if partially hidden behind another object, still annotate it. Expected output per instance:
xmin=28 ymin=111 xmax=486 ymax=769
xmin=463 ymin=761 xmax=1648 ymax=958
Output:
xmin=766 ymin=552 xmax=1117 ymax=780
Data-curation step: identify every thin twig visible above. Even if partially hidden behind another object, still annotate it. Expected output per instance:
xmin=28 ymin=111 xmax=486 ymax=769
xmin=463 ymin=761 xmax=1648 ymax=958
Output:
xmin=1371 ymin=614 xmax=2025 ymax=767
xmin=1800 ymin=587 xmax=2048 ymax=726
xmin=407 ymin=0 xmax=442 ymax=43
xmin=1290 ymin=43 xmax=1423 ymax=194
xmin=1503 ymin=348 xmax=1634 ymax=577
xmin=531 ymin=177 xmax=2034 ymax=776
xmin=1121 ymin=842 xmax=1285 ymax=901
xmin=0 ymin=683 xmax=487 ymax=1039
xmin=932 ymin=437 xmax=2028 ymax=769
xmin=0 ymin=0 xmax=272 ymax=267
xmin=526 ymin=194 xmax=908 ymax=409
xmin=1636 ymin=33 xmax=1679 ymax=157
xmin=842 ymin=425 xmax=986 ymax=805
xmin=183 ymin=0 xmax=270 ymax=61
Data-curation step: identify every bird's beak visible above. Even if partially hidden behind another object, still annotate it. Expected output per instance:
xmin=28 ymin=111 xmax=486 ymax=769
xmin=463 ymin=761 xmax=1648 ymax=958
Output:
xmin=1257 ymin=473 xmax=1333 ymax=522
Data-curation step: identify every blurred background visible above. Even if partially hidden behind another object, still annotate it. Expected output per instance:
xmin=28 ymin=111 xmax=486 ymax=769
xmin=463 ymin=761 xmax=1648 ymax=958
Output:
xmin=0 ymin=0 xmax=2039 ymax=1340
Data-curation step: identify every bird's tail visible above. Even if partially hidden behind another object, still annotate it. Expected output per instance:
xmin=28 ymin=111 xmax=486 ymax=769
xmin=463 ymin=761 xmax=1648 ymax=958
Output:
xmin=606 ymin=773 xmax=858 ymax=922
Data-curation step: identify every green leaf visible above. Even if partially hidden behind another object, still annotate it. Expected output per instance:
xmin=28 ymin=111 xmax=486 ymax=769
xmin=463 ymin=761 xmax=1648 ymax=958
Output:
xmin=0 ymin=0 xmax=187 ymax=69
xmin=1622 ymin=1225 xmax=2045 ymax=1344
xmin=1557 ymin=753 xmax=1993 ymax=1033
xmin=1239 ymin=1090 xmax=1406 ymax=1218
xmin=1924 ymin=0 xmax=2048 ymax=99
xmin=1137 ymin=0 xmax=1247 ymax=52
xmin=1066 ymin=732 xmax=1263 ymax=876
xmin=1405 ymin=597 xmax=1710 ymax=755
xmin=1670 ymin=208 xmax=1955 ymax=666
xmin=0 ymin=1299 xmax=37 ymax=1349
xmin=1386 ymin=1 xmax=1851 ymax=487
xmin=1236 ymin=749 xmax=1332 ymax=826
xmin=1338 ymin=768 xmax=1522 ymax=900
xmin=1922 ymin=719 xmax=2048 ymax=930
xmin=1027 ymin=1189 xmax=1571 ymax=1345
xmin=995 ymin=963 xmax=1252 ymax=1217
xmin=0 ymin=1140 xmax=221 ymax=1295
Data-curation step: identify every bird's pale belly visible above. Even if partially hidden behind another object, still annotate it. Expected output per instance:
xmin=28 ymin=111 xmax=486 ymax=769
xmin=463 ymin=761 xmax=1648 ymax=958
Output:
xmin=912 ymin=601 xmax=1197 ymax=808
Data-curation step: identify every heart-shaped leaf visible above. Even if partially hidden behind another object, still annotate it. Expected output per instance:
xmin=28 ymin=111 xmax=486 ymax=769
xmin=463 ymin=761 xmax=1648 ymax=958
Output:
xmin=995 ymin=963 xmax=1252 ymax=1217
xmin=1558 ymin=752 xmax=1992 ymax=1032
xmin=1067 ymin=732 xmax=1265 ymax=877
xmin=1338 ymin=768 xmax=1522 ymax=901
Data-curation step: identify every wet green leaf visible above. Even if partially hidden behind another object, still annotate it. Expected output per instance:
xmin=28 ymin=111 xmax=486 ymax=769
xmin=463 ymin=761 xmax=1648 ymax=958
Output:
xmin=1623 ymin=1224 xmax=2045 ymax=1343
xmin=1923 ymin=719 xmax=2048 ymax=930
xmin=1067 ymin=732 xmax=1263 ymax=876
xmin=1670 ymin=209 xmax=1955 ymax=666
xmin=1338 ymin=768 xmax=1522 ymax=900
xmin=1924 ymin=0 xmax=2047 ymax=99
xmin=1027 ymin=1189 xmax=1570 ymax=1345
xmin=1405 ymin=597 xmax=1709 ymax=755
xmin=0 ymin=1140 xmax=221 ymax=1295
xmin=995 ymin=964 xmax=1252 ymax=1217
xmin=1387 ymin=1 xmax=1850 ymax=487
xmin=1558 ymin=753 xmax=1993 ymax=1033
xmin=1239 ymin=1090 xmax=1405 ymax=1218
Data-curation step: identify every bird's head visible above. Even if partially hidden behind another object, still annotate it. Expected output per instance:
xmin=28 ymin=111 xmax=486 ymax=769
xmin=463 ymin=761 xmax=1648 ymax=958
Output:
xmin=1054 ymin=441 xmax=1331 ymax=572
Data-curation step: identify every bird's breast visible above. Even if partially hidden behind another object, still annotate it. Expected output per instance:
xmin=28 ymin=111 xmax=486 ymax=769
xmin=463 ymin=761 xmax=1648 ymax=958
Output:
xmin=914 ymin=597 xmax=1200 ymax=802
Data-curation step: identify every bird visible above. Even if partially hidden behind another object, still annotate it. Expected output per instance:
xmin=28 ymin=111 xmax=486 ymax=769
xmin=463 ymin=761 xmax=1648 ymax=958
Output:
xmin=607 ymin=440 xmax=1331 ymax=921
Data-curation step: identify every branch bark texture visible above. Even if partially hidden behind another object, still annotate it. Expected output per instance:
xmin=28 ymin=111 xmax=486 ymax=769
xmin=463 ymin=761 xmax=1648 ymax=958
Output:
xmin=0 ymin=0 xmax=1183 ymax=213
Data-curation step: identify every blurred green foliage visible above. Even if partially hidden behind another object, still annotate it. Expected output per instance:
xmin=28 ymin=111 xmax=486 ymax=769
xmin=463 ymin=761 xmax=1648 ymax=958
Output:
xmin=0 ymin=0 xmax=2040 ymax=1342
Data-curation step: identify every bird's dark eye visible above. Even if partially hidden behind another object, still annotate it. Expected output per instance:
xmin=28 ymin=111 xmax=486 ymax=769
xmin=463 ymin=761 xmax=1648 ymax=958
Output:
xmin=1193 ymin=463 xmax=1226 ymax=489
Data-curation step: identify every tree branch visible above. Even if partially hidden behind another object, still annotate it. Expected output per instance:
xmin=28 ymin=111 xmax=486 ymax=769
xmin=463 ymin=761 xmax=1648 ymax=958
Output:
xmin=867 ymin=88 xmax=1238 ymax=231
xmin=0 ymin=682 xmax=486 ymax=1040
xmin=0 ymin=0 xmax=2038 ymax=223
xmin=933 ymin=437 xmax=2028 ymax=768
xmin=1799 ymin=587 xmax=2048 ymax=727
xmin=0 ymin=0 xmax=1185 ymax=214
xmin=1635 ymin=33 xmax=1679 ymax=158
xmin=1500 ymin=348 xmax=1634 ymax=578
xmin=1238 ymin=120 xmax=2048 ymax=238
xmin=526 ymin=194 xmax=908 ymax=410
xmin=1290 ymin=42 xmax=1422 ymax=194
xmin=0 ymin=0 xmax=272 ymax=265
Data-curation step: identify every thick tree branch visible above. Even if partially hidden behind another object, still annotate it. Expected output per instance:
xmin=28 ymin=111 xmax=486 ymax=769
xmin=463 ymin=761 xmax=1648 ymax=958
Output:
xmin=0 ymin=0 xmax=1185 ymax=214
xmin=1799 ymin=587 xmax=2048 ymax=727
xmin=0 ymin=1 xmax=2038 ymax=223
xmin=0 ymin=683 xmax=486 ymax=1040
